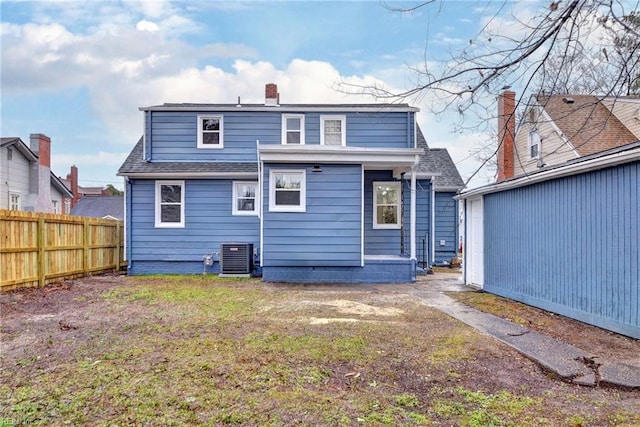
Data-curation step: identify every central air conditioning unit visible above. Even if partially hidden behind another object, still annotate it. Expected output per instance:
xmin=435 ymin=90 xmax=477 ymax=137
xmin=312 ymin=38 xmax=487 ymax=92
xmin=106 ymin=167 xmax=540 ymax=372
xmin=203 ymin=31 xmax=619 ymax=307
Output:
xmin=220 ymin=243 xmax=254 ymax=277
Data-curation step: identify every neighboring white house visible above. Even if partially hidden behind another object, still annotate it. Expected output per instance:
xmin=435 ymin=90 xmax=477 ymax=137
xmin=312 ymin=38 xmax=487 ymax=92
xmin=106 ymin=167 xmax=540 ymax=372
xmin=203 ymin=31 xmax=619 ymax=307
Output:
xmin=0 ymin=134 xmax=72 ymax=213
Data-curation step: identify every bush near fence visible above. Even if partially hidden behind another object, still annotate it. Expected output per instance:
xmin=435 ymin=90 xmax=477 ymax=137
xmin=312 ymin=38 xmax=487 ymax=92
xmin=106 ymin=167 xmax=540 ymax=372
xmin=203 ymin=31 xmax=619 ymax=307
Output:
xmin=0 ymin=209 xmax=126 ymax=291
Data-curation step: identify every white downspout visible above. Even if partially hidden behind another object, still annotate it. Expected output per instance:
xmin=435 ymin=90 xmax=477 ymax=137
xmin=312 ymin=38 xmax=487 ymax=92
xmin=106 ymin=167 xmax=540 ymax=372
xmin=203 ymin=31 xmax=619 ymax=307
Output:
xmin=410 ymin=155 xmax=419 ymax=261
xmin=257 ymin=140 xmax=264 ymax=267
xmin=431 ymin=175 xmax=436 ymax=266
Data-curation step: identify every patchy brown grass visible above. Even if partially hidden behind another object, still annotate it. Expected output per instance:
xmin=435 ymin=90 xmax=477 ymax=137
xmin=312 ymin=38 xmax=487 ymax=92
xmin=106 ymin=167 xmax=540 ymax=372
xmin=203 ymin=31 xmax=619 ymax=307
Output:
xmin=1 ymin=275 xmax=638 ymax=426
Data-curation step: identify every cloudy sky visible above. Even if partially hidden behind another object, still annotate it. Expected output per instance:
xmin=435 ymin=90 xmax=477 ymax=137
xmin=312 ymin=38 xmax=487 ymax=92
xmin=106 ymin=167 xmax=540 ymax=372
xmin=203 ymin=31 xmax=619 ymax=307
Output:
xmin=2 ymin=1 xmax=535 ymax=190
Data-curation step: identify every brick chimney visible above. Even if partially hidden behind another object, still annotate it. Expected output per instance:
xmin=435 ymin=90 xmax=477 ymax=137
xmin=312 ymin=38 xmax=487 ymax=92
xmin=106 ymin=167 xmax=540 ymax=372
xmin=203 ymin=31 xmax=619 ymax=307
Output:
xmin=66 ymin=165 xmax=80 ymax=209
xmin=265 ymin=83 xmax=279 ymax=106
xmin=27 ymin=133 xmax=54 ymax=212
xmin=497 ymin=91 xmax=516 ymax=182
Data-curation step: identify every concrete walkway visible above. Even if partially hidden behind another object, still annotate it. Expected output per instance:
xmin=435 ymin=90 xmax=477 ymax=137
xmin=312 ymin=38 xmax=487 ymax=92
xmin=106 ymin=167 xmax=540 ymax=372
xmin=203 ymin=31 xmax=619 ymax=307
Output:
xmin=408 ymin=273 xmax=640 ymax=389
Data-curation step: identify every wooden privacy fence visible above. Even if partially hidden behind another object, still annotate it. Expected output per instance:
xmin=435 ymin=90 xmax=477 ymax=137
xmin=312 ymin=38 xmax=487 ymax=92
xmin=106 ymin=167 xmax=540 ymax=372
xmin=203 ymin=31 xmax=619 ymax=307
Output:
xmin=0 ymin=209 xmax=126 ymax=291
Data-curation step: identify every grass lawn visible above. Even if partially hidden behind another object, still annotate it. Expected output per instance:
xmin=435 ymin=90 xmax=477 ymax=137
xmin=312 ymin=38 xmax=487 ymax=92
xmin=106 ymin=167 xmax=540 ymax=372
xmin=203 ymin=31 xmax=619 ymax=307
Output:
xmin=1 ymin=275 xmax=638 ymax=426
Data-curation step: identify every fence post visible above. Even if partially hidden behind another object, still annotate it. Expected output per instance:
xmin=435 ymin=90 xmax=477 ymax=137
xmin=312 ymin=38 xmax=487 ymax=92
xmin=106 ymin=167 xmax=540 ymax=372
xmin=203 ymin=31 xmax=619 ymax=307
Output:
xmin=38 ymin=217 xmax=45 ymax=287
xmin=114 ymin=222 xmax=121 ymax=272
xmin=83 ymin=220 xmax=90 ymax=275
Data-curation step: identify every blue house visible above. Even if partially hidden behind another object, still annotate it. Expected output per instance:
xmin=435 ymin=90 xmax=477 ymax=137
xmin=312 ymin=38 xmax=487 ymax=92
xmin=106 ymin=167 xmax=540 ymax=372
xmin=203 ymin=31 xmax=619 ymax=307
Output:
xmin=458 ymin=142 xmax=640 ymax=338
xmin=118 ymin=84 xmax=463 ymax=283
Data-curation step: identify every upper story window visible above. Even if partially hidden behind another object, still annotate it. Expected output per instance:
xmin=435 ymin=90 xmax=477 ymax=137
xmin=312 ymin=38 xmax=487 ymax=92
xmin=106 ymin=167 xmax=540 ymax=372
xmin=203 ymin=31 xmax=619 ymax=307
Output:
xmin=269 ymin=170 xmax=306 ymax=212
xmin=197 ymin=115 xmax=224 ymax=149
xmin=9 ymin=192 xmax=21 ymax=211
xmin=373 ymin=182 xmax=401 ymax=229
xmin=282 ymin=114 xmax=305 ymax=145
xmin=528 ymin=129 xmax=540 ymax=159
xmin=52 ymin=200 xmax=59 ymax=214
xmin=233 ymin=181 xmax=258 ymax=215
xmin=7 ymin=148 xmax=12 ymax=160
xmin=155 ymin=180 xmax=185 ymax=227
xmin=320 ymin=115 xmax=346 ymax=146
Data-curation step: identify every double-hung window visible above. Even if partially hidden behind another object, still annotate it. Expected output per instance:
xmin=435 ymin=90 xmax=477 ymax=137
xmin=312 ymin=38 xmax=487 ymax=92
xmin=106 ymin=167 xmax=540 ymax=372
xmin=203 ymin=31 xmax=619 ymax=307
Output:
xmin=528 ymin=129 xmax=540 ymax=159
xmin=269 ymin=170 xmax=306 ymax=212
xmin=282 ymin=114 xmax=305 ymax=144
xmin=197 ymin=115 xmax=223 ymax=148
xmin=373 ymin=182 xmax=401 ymax=229
xmin=52 ymin=200 xmax=59 ymax=214
xmin=155 ymin=180 xmax=185 ymax=227
xmin=320 ymin=115 xmax=346 ymax=146
xmin=233 ymin=181 xmax=258 ymax=215
xmin=9 ymin=192 xmax=21 ymax=211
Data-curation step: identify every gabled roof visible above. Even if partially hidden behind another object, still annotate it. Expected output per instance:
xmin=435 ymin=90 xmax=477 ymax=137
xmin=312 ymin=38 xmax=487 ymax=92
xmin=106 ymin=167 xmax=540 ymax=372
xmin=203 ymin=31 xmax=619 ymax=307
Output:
xmin=414 ymin=126 xmax=464 ymax=191
xmin=117 ymin=137 xmax=258 ymax=178
xmin=534 ymin=94 xmax=638 ymax=156
xmin=71 ymin=196 xmax=124 ymax=220
xmin=1 ymin=137 xmax=37 ymax=161
xmin=1 ymin=137 xmax=73 ymax=198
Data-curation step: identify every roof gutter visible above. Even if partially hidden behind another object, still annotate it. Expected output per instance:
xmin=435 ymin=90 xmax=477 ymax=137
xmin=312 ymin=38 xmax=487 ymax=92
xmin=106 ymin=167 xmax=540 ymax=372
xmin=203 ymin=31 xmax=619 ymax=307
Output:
xmin=457 ymin=145 xmax=640 ymax=199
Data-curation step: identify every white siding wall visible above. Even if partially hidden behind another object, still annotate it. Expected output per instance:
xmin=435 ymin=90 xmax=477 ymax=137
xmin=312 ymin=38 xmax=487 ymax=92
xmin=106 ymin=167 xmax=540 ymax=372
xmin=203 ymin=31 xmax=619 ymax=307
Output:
xmin=0 ymin=146 xmax=31 ymax=210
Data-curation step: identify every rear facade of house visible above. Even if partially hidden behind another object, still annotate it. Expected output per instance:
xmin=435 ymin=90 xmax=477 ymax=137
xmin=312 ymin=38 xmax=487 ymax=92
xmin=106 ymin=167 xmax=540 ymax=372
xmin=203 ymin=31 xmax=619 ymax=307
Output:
xmin=118 ymin=84 xmax=463 ymax=283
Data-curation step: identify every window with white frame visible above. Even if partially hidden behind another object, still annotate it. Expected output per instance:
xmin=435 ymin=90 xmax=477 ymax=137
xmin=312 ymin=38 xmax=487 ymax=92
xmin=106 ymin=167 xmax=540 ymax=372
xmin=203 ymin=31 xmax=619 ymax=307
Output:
xmin=282 ymin=114 xmax=305 ymax=144
xmin=9 ymin=192 xmax=21 ymax=211
xmin=233 ymin=181 xmax=258 ymax=215
xmin=528 ymin=129 xmax=540 ymax=159
xmin=197 ymin=115 xmax=223 ymax=148
xmin=269 ymin=170 xmax=306 ymax=212
xmin=52 ymin=200 xmax=59 ymax=214
xmin=155 ymin=180 xmax=185 ymax=227
xmin=373 ymin=182 xmax=401 ymax=229
xmin=320 ymin=115 xmax=346 ymax=146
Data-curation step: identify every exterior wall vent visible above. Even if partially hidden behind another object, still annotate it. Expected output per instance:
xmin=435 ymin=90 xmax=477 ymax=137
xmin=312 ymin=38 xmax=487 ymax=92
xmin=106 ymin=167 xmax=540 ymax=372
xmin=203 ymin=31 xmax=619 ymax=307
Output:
xmin=220 ymin=243 xmax=254 ymax=276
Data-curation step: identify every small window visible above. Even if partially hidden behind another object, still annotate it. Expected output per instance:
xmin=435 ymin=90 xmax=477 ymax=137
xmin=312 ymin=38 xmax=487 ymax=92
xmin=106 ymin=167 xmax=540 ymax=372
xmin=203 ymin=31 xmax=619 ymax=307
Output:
xmin=197 ymin=115 xmax=224 ymax=148
xmin=373 ymin=182 xmax=401 ymax=229
xmin=528 ymin=129 xmax=540 ymax=159
xmin=233 ymin=181 xmax=258 ymax=215
xmin=7 ymin=148 xmax=12 ymax=160
xmin=282 ymin=114 xmax=305 ymax=145
xmin=320 ymin=115 xmax=346 ymax=146
xmin=9 ymin=192 xmax=21 ymax=210
xmin=52 ymin=200 xmax=59 ymax=214
xmin=155 ymin=180 xmax=185 ymax=227
xmin=269 ymin=170 xmax=306 ymax=212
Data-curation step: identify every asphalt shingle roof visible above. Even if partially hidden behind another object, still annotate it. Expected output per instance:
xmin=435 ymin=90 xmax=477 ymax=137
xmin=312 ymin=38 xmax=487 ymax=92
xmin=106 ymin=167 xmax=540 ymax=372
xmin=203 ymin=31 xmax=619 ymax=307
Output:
xmin=536 ymin=94 xmax=638 ymax=156
xmin=71 ymin=196 xmax=125 ymax=220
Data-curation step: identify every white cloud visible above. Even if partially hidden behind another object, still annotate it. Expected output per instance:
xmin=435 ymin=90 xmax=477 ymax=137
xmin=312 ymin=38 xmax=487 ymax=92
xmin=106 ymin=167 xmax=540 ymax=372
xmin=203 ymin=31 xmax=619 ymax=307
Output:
xmin=136 ymin=20 xmax=159 ymax=33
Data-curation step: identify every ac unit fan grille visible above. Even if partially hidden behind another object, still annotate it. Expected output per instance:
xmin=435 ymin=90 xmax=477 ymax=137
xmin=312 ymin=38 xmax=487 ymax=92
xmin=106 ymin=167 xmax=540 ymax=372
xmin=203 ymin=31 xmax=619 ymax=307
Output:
xmin=220 ymin=243 xmax=253 ymax=275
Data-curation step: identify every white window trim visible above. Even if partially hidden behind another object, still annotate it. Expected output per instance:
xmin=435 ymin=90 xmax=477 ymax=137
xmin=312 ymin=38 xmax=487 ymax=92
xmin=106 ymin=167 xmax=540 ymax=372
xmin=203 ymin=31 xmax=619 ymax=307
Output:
xmin=197 ymin=115 xmax=224 ymax=149
xmin=528 ymin=128 xmax=541 ymax=160
xmin=269 ymin=169 xmax=306 ymax=213
xmin=52 ymin=200 xmax=59 ymax=214
xmin=320 ymin=115 xmax=346 ymax=146
xmin=155 ymin=180 xmax=185 ymax=228
xmin=281 ymin=114 xmax=305 ymax=145
xmin=9 ymin=191 xmax=21 ymax=210
xmin=373 ymin=181 xmax=401 ymax=229
xmin=232 ymin=181 xmax=259 ymax=216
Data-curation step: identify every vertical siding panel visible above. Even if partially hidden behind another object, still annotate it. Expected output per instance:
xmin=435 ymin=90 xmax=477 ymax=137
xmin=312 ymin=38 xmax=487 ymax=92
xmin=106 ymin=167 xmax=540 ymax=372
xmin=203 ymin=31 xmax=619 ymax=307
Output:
xmin=481 ymin=160 xmax=639 ymax=338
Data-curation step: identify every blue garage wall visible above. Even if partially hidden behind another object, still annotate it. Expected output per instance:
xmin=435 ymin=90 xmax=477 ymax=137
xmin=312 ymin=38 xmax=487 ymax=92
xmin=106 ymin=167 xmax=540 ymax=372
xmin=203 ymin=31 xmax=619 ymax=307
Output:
xmin=262 ymin=163 xmax=362 ymax=267
xmin=483 ymin=161 xmax=639 ymax=338
xmin=127 ymin=179 xmax=259 ymax=274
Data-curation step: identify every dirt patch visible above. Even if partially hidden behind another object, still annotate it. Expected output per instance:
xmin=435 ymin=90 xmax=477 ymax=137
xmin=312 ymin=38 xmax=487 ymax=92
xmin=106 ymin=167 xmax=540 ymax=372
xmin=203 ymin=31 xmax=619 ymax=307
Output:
xmin=1 ymin=274 xmax=639 ymax=426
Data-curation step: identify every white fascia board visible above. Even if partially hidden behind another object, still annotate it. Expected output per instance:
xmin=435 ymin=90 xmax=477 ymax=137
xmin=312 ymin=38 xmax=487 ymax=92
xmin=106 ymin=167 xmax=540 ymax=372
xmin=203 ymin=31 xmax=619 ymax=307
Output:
xmin=456 ymin=147 xmax=640 ymax=200
xmin=117 ymin=172 xmax=258 ymax=179
xmin=258 ymin=144 xmax=423 ymax=166
xmin=140 ymin=105 xmax=420 ymax=113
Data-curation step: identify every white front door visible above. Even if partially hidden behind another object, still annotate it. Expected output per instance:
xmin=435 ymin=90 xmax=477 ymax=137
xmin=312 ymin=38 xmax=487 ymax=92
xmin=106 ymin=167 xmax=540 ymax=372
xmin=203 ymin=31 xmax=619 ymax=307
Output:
xmin=467 ymin=197 xmax=484 ymax=288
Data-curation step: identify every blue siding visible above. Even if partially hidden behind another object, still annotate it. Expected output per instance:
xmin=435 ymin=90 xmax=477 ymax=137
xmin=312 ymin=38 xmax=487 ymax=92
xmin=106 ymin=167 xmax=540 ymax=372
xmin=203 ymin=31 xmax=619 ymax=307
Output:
xmin=364 ymin=171 xmax=401 ymax=255
xmin=146 ymin=111 xmax=414 ymax=162
xmin=402 ymin=179 xmax=432 ymax=267
xmin=127 ymin=179 xmax=259 ymax=274
xmin=483 ymin=161 xmax=639 ymax=338
xmin=434 ymin=192 xmax=458 ymax=264
xmin=262 ymin=163 xmax=362 ymax=267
